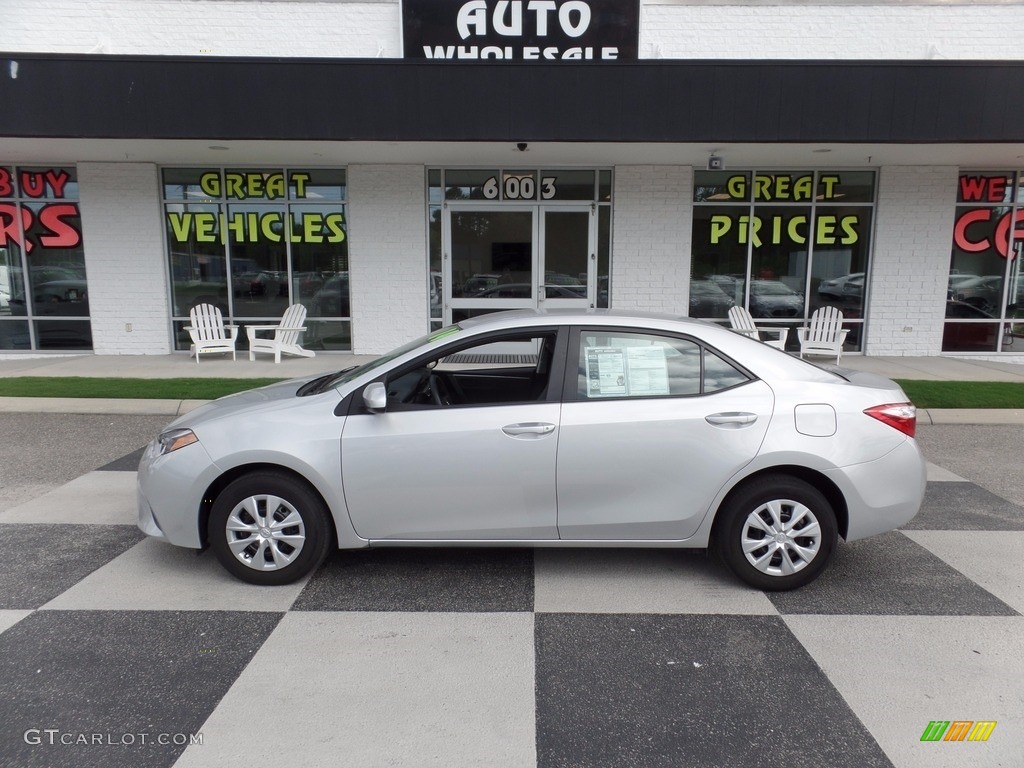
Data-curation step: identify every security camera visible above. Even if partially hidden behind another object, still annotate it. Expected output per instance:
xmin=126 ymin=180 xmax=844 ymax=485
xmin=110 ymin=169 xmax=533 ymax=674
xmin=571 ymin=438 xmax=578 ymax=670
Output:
xmin=516 ymin=142 xmax=528 ymax=152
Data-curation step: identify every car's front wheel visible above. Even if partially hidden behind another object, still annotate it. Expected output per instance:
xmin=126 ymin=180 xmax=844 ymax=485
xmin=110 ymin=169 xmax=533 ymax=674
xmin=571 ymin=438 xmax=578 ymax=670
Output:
xmin=208 ymin=472 xmax=332 ymax=586
xmin=716 ymin=475 xmax=838 ymax=591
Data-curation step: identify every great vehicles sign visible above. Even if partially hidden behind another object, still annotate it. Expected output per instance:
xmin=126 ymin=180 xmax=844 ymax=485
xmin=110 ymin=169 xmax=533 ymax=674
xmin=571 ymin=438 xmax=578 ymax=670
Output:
xmin=402 ymin=0 xmax=639 ymax=61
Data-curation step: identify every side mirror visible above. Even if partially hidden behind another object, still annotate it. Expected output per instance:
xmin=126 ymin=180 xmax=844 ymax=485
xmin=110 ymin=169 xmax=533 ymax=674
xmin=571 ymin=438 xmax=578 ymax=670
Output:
xmin=362 ymin=382 xmax=387 ymax=412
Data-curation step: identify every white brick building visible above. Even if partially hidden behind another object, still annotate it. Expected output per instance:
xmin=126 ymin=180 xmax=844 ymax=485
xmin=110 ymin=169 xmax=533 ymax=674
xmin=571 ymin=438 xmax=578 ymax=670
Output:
xmin=1 ymin=0 xmax=1023 ymax=360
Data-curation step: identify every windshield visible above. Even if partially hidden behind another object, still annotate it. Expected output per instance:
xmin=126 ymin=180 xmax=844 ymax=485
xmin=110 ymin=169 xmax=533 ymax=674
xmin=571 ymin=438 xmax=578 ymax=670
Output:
xmin=321 ymin=324 xmax=464 ymax=391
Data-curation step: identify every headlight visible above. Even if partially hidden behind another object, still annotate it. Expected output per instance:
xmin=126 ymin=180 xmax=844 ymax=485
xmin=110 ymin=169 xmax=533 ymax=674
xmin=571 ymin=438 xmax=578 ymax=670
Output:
xmin=152 ymin=428 xmax=199 ymax=457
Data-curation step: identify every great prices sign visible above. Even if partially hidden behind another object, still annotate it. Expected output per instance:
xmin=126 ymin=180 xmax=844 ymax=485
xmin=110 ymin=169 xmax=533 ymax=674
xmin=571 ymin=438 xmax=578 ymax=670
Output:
xmin=704 ymin=173 xmax=865 ymax=248
xmin=402 ymin=0 xmax=639 ymax=61
xmin=0 ymin=167 xmax=81 ymax=254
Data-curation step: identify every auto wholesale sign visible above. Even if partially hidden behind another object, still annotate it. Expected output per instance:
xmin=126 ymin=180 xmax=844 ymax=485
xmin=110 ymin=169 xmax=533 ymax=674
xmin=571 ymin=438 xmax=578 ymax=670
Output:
xmin=402 ymin=0 xmax=640 ymax=62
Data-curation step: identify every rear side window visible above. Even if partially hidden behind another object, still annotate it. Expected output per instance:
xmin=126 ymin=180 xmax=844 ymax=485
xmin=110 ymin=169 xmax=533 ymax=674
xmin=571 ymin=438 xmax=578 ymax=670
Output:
xmin=576 ymin=331 xmax=750 ymax=399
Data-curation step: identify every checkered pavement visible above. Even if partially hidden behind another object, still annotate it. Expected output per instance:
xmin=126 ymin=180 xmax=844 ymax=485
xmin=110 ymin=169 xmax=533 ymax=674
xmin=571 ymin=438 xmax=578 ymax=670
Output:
xmin=0 ymin=450 xmax=1021 ymax=768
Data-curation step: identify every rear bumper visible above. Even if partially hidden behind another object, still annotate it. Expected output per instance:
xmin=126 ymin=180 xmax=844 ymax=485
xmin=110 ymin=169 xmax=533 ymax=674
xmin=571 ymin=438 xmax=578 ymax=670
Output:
xmin=827 ymin=438 xmax=927 ymax=541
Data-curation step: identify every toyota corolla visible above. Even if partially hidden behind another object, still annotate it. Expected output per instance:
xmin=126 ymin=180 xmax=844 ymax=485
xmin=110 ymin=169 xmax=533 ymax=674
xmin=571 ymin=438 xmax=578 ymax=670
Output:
xmin=138 ymin=310 xmax=925 ymax=591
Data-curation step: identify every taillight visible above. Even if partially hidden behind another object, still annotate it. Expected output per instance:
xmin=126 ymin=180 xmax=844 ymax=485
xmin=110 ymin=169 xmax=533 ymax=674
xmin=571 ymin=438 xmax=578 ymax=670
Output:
xmin=864 ymin=403 xmax=917 ymax=437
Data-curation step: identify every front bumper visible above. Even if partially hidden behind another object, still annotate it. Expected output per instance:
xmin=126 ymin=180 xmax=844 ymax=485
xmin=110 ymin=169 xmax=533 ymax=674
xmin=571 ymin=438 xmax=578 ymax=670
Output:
xmin=136 ymin=438 xmax=220 ymax=549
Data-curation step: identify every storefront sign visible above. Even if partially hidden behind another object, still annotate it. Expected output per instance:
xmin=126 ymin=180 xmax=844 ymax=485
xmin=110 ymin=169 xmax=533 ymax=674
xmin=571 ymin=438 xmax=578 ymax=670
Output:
xmin=954 ymin=174 xmax=1022 ymax=259
xmin=164 ymin=169 xmax=347 ymax=245
xmin=166 ymin=211 xmax=346 ymax=245
xmin=402 ymin=0 xmax=639 ymax=61
xmin=705 ymin=173 xmax=863 ymax=247
xmin=954 ymin=208 xmax=1023 ymax=259
xmin=0 ymin=167 xmax=81 ymax=253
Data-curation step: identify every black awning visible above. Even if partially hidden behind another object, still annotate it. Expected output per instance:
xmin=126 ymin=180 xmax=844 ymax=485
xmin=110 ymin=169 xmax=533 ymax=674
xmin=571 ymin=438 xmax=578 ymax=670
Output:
xmin=2 ymin=54 xmax=1022 ymax=143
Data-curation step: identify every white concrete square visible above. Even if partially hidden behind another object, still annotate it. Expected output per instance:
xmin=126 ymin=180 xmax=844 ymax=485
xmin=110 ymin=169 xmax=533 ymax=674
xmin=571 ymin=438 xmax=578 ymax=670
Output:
xmin=533 ymin=549 xmax=777 ymax=615
xmin=174 ymin=612 xmax=536 ymax=768
xmin=0 ymin=610 xmax=32 ymax=636
xmin=40 ymin=538 xmax=306 ymax=612
xmin=784 ymin=615 xmax=1024 ymax=768
xmin=926 ymin=463 xmax=966 ymax=482
xmin=903 ymin=530 xmax=1024 ymax=615
xmin=0 ymin=471 xmax=137 ymax=525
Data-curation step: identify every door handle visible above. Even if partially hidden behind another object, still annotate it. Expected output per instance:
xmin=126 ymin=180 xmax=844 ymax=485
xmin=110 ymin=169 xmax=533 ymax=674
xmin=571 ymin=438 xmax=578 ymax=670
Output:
xmin=502 ymin=422 xmax=556 ymax=438
xmin=705 ymin=412 xmax=758 ymax=428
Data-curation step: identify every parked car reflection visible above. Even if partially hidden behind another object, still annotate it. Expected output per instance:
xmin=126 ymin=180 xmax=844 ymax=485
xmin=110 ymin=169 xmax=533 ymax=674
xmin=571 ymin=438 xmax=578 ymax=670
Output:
xmin=689 ymin=279 xmax=735 ymax=317
xmin=817 ymin=272 xmax=864 ymax=300
xmin=311 ymin=273 xmax=350 ymax=317
xmin=749 ymin=280 xmax=804 ymax=318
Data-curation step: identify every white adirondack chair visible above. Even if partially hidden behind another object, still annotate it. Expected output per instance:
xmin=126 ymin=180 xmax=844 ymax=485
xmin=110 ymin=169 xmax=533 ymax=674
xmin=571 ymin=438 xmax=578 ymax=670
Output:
xmin=186 ymin=303 xmax=238 ymax=363
xmin=797 ymin=306 xmax=849 ymax=362
xmin=727 ymin=306 xmax=789 ymax=350
xmin=246 ymin=303 xmax=316 ymax=363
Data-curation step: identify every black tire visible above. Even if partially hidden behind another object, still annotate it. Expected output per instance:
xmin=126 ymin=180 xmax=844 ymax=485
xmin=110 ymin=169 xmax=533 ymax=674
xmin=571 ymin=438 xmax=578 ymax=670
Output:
xmin=716 ymin=475 xmax=838 ymax=591
xmin=208 ymin=471 xmax=332 ymax=586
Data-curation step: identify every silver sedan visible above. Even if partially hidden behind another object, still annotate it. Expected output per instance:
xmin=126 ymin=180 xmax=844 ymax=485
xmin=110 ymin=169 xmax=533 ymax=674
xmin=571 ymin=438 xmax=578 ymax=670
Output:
xmin=137 ymin=310 xmax=925 ymax=591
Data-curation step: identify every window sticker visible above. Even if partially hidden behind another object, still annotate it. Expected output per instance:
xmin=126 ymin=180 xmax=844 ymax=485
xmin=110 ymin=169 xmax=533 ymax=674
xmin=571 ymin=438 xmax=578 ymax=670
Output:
xmin=584 ymin=345 xmax=669 ymax=398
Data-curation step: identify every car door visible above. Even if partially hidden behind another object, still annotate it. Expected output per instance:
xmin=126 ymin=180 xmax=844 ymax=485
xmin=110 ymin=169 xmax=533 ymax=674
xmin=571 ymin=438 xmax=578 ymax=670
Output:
xmin=340 ymin=328 xmax=565 ymax=541
xmin=556 ymin=327 xmax=774 ymax=540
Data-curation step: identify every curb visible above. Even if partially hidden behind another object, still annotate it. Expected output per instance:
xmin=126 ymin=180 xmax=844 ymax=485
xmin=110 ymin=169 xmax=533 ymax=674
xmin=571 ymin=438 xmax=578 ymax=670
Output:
xmin=0 ymin=397 xmax=209 ymax=416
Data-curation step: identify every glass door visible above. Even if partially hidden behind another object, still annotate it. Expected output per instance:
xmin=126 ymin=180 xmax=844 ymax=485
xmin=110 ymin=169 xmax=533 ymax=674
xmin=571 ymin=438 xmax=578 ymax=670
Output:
xmin=444 ymin=204 xmax=595 ymax=324
xmin=447 ymin=206 xmax=536 ymax=324
xmin=541 ymin=206 xmax=593 ymax=310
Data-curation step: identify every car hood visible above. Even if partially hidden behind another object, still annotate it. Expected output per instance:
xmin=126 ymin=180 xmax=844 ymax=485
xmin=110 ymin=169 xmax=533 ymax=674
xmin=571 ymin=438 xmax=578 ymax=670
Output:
xmin=162 ymin=374 xmax=334 ymax=431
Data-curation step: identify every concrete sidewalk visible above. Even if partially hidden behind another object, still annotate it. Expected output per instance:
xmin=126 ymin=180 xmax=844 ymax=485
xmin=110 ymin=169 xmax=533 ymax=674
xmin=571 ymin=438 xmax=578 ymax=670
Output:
xmin=0 ymin=351 xmax=1023 ymax=424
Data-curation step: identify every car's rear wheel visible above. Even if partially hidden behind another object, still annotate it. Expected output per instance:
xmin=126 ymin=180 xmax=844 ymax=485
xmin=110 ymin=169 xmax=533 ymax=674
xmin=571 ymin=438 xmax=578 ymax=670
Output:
xmin=209 ymin=472 xmax=332 ymax=586
xmin=716 ymin=475 xmax=837 ymax=591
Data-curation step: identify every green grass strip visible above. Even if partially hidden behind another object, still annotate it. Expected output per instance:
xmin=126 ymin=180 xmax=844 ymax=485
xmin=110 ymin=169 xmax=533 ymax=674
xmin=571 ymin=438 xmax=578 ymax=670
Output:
xmin=0 ymin=377 xmax=285 ymax=400
xmin=894 ymin=380 xmax=1024 ymax=410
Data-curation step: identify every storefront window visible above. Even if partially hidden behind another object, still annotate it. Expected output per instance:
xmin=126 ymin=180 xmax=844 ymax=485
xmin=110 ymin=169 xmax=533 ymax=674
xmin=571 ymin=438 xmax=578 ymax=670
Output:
xmin=691 ymin=170 xmax=876 ymax=353
xmin=162 ymin=168 xmax=350 ymax=352
xmin=944 ymin=171 xmax=1024 ymax=352
xmin=0 ymin=165 xmax=90 ymax=350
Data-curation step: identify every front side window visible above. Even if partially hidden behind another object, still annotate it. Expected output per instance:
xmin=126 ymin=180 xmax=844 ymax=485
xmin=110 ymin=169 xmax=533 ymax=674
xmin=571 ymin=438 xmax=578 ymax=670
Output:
xmin=162 ymin=167 xmax=350 ymax=352
xmin=691 ymin=170 xmax=875 ymax=354
xmin=576 ymin=331 xmax=749 ymax=399
xmin=944 ymin=171 xmax=1024 ymax=352
xmin=0 ymin=165 xmax=89 ymax=350
xmin=386 ymin=332 xmax=560 ymax=409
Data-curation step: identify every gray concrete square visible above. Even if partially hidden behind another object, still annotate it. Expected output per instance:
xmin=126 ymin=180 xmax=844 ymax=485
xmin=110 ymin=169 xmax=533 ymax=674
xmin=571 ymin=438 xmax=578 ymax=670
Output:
xmin=291 ymin=548 xmax=535 ymax=612
xmin=0 ymin=524 xmax=143 ymax=609
xmin=767 ymin=531 xmax=1019 ymax=616
xmin=535 ymin=613 xmax=893 ymax=768
xmin=0 ymin=609 xmax=282 ymax=768
xmin=904 ymin=481 xmax=1024 ymax=530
